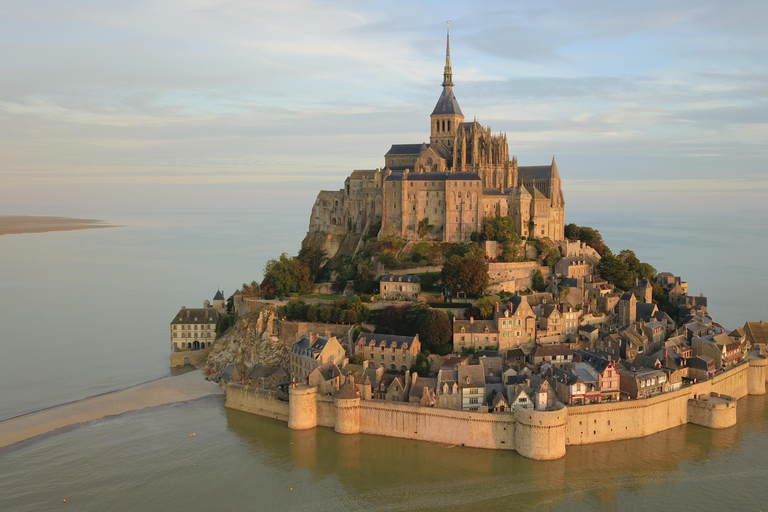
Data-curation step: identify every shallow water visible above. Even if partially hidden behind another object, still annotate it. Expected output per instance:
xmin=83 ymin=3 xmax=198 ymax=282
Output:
xmin=1 ymin=182 xmax=767 ymax=510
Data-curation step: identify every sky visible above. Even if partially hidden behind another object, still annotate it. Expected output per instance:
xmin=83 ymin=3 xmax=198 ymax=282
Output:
xmin=1 ymin=0 xmax=767 ymax=212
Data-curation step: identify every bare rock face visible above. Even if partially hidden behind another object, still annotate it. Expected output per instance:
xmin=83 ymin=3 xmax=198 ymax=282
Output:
xmin=200 ymin=307 xmax=287 ymax=379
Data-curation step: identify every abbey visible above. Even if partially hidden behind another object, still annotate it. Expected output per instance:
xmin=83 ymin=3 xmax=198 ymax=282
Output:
xmin=306 ymin=28 xmax=565 ymax=254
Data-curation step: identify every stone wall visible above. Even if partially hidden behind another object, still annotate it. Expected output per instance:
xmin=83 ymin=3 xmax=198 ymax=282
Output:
xmin=278 ymin=321 xmax=354 ymax=348
xmin=487 ymin=261 xmax=551 ymax=294
xmin=224 ymin=383 xmax=289 ymax=422
xmin=226 ymin=354 xmax=768 ymax=461
xmin=170 ymin=350 xmax=206 ymax=368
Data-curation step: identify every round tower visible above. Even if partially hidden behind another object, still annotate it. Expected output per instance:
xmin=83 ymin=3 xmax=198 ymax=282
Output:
xmin=333 ymin=382 xmax=361 ymax=435
xmin=288 ymin=385 xmax=318 ymax=430
xmin=747 ymin=354 xmax=767 ymax=395
xmin=514 ymin=405 xmax=568 ymax=460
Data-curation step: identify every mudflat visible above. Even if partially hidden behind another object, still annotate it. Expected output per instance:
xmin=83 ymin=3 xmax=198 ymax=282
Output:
xmin=0 ymin=371 xmax=223 ymax=450
xmin=0 ymin=215 xmax=115 ymax=235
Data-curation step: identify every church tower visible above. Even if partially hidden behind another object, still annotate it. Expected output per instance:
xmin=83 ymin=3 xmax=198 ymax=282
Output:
xmin=430 ymin=22 xmax=464 ymax=163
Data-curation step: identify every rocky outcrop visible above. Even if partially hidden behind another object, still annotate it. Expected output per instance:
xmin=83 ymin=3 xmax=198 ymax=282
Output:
xmin=200 ymin=307 xmax=287 ymax=380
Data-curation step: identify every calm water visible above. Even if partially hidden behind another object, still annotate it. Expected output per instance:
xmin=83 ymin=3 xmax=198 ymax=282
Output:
xmin=1 ymin=182 xmax=767 ymax=510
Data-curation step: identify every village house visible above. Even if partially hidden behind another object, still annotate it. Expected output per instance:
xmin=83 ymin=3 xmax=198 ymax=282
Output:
xmin=379 ymin=274 xmax=421 ymax=301
xmin=687 ymin=355 xmax=716 ymax=382
xmin=561 ymin=303 xmax=580 ymax=340
xmin=691 ymin=333 xmax=743 ymax=370
xmin=530 ymin=344 xmax=574 ymax=369
xmin=743 ymin=321 xmax=768 ymax=351
xmin=494 ymin=296 xmax=537 ymax=348
xmin=478 ymin=350 xmax=503 ymax=376
xmin=459 ymin=364 xmax=486 ymax=412
xmin=375 ymin=373 xmax=410 ymax=402
xmin=290 ymin=334 xmax=346 ymax=383
xmin=507 ymin=384 xmax=534 ymax=411
xmin=549 ymin=367 xmax=590 ymax=406
xmin=409 ymin=375 xmax=437 ymax=407
xmin=436 ymin=368 xmax=461 ymax=410
xmin=529 ymin=376 xmax=558 ymax=411
xmin=619 ymin=368 xmax=670 ymax=399
xmin=355 ymin=333 xmax=421 ymax=372
xmin=630 ymin=277 xmax=653 ymax=304
xmin=617 ymin=292 xmax=637 ymax=328
xmin=504 ymin=348 xmax=527 ymax=370
xmin=453 ymin=318 xmax=499 ymax=350
xmin=575 ymin=350 xmax=621 ymax=402
xmin=657 ymin=272 xmax=688 ymax=304
xmin=642 ymin=321 xmax=667 ymax=352
xmin=534 ymin=303 xmax=563 ymax=341
xmin=247 ymin=365 xmax=290 ymax=389
xmin=307 ymin=362 xmax=343 ymax=395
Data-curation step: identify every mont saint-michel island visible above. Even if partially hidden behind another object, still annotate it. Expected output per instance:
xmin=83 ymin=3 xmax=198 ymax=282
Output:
xmin=171 ymin=30 xmax=768 ymax=462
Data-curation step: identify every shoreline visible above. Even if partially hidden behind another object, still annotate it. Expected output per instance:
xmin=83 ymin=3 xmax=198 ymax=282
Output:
xmin=0 ymin=371 xmax=222 ymax=452
xmin=0 ymin=215 xmax=117 ymax=236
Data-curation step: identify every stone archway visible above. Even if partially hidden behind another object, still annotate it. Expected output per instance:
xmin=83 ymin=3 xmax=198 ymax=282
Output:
xmin=193 ymin=340 xmax=200 ymax=350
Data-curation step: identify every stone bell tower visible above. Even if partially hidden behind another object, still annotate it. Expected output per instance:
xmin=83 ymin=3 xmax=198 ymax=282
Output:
xmin=430 ymin=21 xmax=464 ymax=163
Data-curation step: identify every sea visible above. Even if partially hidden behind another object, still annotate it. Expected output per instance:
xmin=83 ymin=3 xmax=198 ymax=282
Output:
xmin=1 ymin=180 xmax=767 ymax=511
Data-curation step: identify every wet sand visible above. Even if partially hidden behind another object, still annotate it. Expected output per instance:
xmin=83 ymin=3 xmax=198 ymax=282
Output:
xmin=0 ymin=371 xmax=223 ymax=450
xmin=0 ymin=215 xmax=115 ymax=236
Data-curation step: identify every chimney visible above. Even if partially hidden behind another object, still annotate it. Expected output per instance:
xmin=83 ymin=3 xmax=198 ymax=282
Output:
xmin=310 ymin=333 xmax=319 ymax=343
xmin=324 ymin=330 xmax=332 ymax=338
xmin=470 ymin=316 xmax=474 ymax=324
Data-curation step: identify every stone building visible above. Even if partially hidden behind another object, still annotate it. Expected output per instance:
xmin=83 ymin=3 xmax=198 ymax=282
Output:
xmin=170 ymin=299 xmax=222 ymax=354
xmin=453 ymin=318 xmax=499 ymax=351
xmin=379 ymin=274 xmax=421 ymax=301
xmin=290 ymin=334 xmax=346 ymax=383
xmin=303 ymin=27 xmax=565 ymax=256
xmin=354 ymin=333 xmax=421 ymax=372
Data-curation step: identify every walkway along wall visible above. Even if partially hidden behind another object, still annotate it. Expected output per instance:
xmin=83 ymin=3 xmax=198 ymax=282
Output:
xmin=225 ymin=355 xmax=767 ymax=460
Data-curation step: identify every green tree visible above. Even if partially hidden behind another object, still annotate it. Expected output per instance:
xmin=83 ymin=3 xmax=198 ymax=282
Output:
xmin=476 ymin=296 xmax=501 ymax=320
xmin=564 ymin=223 xmax=580 ymax=241
xmin=297 ymin=245 xmax=327 ymax=282
xmin=482 ymin=215 xmax=520 ymax=243
xmin=577 ymin=226 xmax=607 ymax=255
xmin=279 ymin=299 xmax=309 ymax=320
xmin=409 ymin=352 xmax=431 ymax=377
xmin=260 ymin=254 xmax=312 ymax=299
xmin=417 ymin=309 xmax=453 ymax=355
xmin=531 ymin=270 xmax=546 ymax=292
xmin=500 ymin=240 xmax=525 ymax=262
xmin=596 ymin=253 xmax=632 ymax=290
xmin=442 ymin=255 xmax=489 ymax=296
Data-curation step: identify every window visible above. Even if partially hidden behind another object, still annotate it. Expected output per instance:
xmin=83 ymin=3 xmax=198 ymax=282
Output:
xmin=469 ymin=397 xmax=479 ymax=404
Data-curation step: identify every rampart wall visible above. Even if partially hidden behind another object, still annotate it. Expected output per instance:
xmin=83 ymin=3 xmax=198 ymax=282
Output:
xmin=170 ymin=350 xmax=206 ymax=368
xmin=224 ymin=383 xmax=289 ymax=422
xmin=225 ymin=355 xmax=767 ymax=460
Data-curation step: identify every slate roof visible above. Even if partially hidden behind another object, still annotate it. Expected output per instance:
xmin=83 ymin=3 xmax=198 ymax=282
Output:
xmin=213 ymin=290 xmax=225 ymax=301
xmin=458 ymin=121 xmax=482 ymax=131
xmin=431 ymin=86 xmax=463 ymax=116
xmin=248 ymin=365 xmax=287 ymax=380
xmin=478 ymin=350 xmax=501 ymax=358
xmin=744 ymin=321 xmax=768 ymax=345
xmin=171 ymin=308 xmax=221 ymax=325
xmin=335 ymin=382 xmax=360 ymax=399
xmin=409 ymin=377 xmax=437 ymax=400
xmin=292 ymin=335 xmax=334 ymax=359
xmin=441 ymin=356 xmax=469 ymax=368
xmin=533 ymin=344 xmax=573 ymax=358
xmin=576 ymin=350 xmax=614 ymax=374
xmin=636 ymin=302 xmax=658 ymax=320
xmin=506 ymin=348 xmax=526 ymax=359
xmin=312 ymin=362 xmax=342 ymax=381
xmin=517 ymin=165 xmax=552 ymax=181
xmin=458 ymin=364 xmax=486 ymax=388
xmin=357 ymin=333 xmax=418 ymax=349
xmin=385 ymin=144 xmax=425 ymax=156
xmin=453 ymin=320 xmax=498 ymax=334
xmin=380 ymin=274 xmax=421 ymax=284
xmin=384 ymin=171 xmax=481 ymax=182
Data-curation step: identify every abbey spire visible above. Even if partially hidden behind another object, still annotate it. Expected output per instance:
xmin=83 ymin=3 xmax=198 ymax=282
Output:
xmin=430 ymin=22 xmax=464 ymax=161
xmin=443 ymin=21 xmax=453 ymax=87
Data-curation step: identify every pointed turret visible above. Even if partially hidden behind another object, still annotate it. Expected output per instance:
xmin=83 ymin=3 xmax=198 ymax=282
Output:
xmin=443 ymin=21 xmax=453 ymax=87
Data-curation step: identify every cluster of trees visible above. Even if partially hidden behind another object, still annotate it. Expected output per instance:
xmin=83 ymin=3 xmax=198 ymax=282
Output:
xmin=376 ymin=302 xmax=453 ymax=355
xmin=441 ymin=243 xmax=489 ymax=297
xmin=471 ymin=215 xmax=525 ymax=262
xmin=260 ymin=254 xmax=311 ymax=299
xmin=279 ymin=297 xmax=371 ymax=324
xmin=595 ymin=249 xmax=656 ymax=291
xmin=537 ymin=238 xmax=562 ymax=268
xmin=564 ymin=223 xmax=608 ymax=255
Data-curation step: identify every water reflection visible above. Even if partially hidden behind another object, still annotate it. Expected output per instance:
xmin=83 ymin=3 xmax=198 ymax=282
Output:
xmin=226 ymin=393 xmax=768 ymax=511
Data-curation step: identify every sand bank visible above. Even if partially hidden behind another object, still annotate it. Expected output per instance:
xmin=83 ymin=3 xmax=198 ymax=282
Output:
xmin=0 ymin=371 xmax=222 ymax=450
xmin=0 ymin=215 xmax=115 ymax=236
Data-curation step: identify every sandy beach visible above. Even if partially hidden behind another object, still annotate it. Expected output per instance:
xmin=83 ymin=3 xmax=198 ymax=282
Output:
xmin=0 ymin=371 xmax=223 ymax=450
xmin=0 ymin=215 xmax=115 ymax=236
